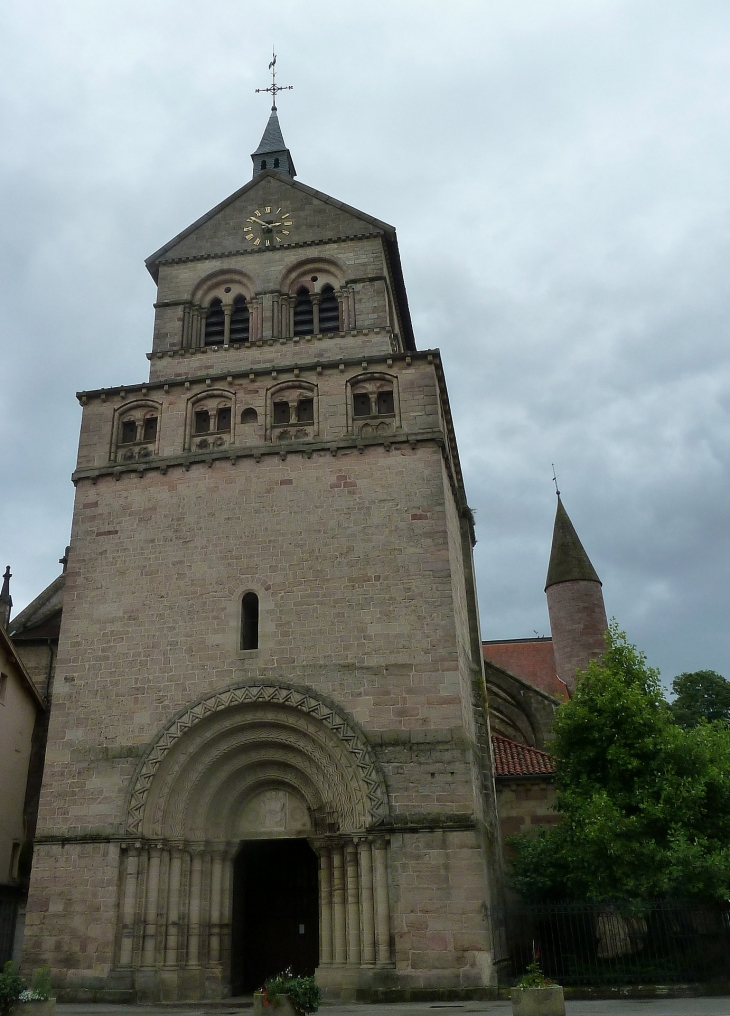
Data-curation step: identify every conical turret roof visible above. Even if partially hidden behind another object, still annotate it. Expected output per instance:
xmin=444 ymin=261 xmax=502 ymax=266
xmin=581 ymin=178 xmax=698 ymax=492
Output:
xmin=545 ymin=498 xmax=601 ymax=590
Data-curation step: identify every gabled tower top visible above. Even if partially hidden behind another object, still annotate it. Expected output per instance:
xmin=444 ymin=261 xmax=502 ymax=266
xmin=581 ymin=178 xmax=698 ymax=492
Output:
xmin=251 ymin=51 xmax=296 ymax=179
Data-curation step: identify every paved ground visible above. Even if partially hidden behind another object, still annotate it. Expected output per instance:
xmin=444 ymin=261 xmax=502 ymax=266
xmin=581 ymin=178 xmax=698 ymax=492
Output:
xmin=56 ymin=999 xmax=730 ymax=1016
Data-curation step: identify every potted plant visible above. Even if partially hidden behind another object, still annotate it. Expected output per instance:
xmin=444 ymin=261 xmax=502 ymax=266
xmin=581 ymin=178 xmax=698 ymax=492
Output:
xmin=0 ymin=962 xmax=24 ymax=1016
xmin=511 ymin=961 xmax=565 ymax=1016
xmin=254 ymin=969 xmax=321 ymax=1016
xmin=11 ymin=966 xmax=54 ymax=1016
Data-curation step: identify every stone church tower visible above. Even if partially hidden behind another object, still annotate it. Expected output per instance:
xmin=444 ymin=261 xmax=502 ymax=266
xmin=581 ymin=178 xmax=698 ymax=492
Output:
xmin=22 ymin=108 xmax=500 ymax=1001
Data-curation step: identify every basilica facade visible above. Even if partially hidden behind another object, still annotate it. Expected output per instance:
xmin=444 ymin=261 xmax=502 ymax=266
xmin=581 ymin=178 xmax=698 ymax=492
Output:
xmin=19 ymin=109 xmax=504 ymax=1001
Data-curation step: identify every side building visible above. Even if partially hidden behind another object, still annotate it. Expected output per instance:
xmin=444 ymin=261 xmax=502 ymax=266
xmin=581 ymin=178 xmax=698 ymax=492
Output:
xmin=0 ymin=570 xmax=46 ymax=966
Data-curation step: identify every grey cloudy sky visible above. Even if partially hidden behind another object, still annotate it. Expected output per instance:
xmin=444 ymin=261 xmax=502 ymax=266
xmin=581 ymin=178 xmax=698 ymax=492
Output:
xmin=2 ymin=0 xmax=730 ymax=686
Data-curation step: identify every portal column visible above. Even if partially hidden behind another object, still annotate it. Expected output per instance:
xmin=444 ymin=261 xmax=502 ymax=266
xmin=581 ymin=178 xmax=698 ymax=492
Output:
xmin=331 ymin=844 xmax=346 ymax=965
xmin=220 ymin=848 xmax=235 ymax=975
xmin=318 ymin=847 xmax=333 ymax=966
xmin=373 ymin=837 xmax=391 ymax=965
xmin=142 ymin=843 xmax=163 ymax=967
xmin=119 ymin=843 xmax=141 ymax=967
xmin=187 ymin=848 xmax=204 ymax=966
xmin=345 ymin=840 xmax=361 ymax=966
xmin=208 ymin=850 xmax=224 ymax=964
xmin=357 ymin=839 xmax=376 ymax=966
xmin=164 ymin=844 xmax=184 ymax=967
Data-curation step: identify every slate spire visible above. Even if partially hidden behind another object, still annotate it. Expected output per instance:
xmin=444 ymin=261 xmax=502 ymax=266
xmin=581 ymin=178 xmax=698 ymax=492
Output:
xmin=250 ymin=108 xmax=296 ymax=179
xmin=545 ymin=497 xmax=601 ymax=590
xmin=0 ymin=565 xmax=12 ymax=629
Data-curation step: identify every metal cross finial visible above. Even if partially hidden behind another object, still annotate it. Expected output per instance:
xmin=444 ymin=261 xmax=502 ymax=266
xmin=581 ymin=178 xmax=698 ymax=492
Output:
xmin=255 ymin=48 xmax=293 ymax=111
xmin=552 ymin=464 xmax=561 ymax=498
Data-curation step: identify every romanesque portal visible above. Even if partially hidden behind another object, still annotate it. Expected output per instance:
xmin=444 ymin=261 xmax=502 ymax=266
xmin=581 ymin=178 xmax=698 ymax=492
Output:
xmin=117 ymin=684 xmax=393 ymax=999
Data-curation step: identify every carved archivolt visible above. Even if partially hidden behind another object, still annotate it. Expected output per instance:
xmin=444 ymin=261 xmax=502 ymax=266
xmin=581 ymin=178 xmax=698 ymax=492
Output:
xmin=126 ymin=682 xmax=389 ymax=838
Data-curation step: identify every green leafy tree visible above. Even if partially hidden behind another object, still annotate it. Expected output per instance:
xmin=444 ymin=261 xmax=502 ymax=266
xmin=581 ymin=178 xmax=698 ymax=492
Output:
xmin=509 ymin=623 xmax=730 ymax=902
xmin=671 ymin=670 xmax=730 ymax=727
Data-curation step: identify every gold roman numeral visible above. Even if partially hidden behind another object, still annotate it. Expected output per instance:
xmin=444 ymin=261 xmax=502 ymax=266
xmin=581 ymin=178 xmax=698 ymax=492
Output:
xmin=253 ymin=238 xmax=261 ymax=246
xmin=246 ymin=234 xmax=254 ymax=241
xmin=264 ymin=206 xmax=271 ymax=213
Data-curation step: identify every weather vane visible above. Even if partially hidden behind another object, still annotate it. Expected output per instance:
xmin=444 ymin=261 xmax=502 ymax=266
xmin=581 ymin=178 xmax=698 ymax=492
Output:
xmin=255 ymin=48 xmax=293 ymax=111
xmin=552 ymin=464 xmax=560 ymax=498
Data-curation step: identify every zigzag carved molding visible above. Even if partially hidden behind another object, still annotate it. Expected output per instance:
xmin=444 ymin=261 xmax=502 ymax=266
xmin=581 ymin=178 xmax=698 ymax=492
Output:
xmin=126 ymin=681 xmax=389 ymax=834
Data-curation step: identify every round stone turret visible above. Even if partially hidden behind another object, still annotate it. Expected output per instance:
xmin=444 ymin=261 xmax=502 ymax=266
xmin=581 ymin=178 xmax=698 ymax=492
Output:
xmin=545 ymin=497 xmax=608 ymax=693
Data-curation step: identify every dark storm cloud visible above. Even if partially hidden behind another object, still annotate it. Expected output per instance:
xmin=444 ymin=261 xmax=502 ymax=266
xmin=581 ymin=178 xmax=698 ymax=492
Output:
xmin=2 ymin=0 xmax=730 ymax=684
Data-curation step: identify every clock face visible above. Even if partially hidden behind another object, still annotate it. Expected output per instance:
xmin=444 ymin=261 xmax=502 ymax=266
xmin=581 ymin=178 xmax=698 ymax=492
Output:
xmin=244 ymin=206 xmax=294 ymax=247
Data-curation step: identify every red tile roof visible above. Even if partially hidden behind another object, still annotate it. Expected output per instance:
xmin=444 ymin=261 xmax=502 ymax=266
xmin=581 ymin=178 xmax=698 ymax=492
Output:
xmin=483 ymin=638 xmax=570 ymax=702
xmin=492 ymin=734 xmax=556 ymax=778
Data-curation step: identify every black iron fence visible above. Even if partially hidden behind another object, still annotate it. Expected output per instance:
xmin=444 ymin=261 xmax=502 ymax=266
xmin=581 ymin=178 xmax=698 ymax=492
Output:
xmin=492 ymin=900 xmax=730 ymax=987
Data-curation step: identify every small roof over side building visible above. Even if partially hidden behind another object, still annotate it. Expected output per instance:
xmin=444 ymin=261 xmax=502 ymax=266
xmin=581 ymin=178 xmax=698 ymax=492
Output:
xmin=492 ymin=734 xmax=556 ymax=779
xmin=9 ymin=574 xmax=65 ymax=642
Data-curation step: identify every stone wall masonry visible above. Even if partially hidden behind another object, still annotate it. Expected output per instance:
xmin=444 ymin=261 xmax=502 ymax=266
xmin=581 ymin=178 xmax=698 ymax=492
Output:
xmin=495 ymin=778 xmax=558 ymax=846
xmin=390 ymin=829 xmax=494 ymax=990
xmin=75 ymin=354 xmax=442 ymax=473
xmin=36 ymin=439 xmax=477 ymax=839
xmin=22 ymin=841 xmax=121 ymax=990
xmin=147 ymin=328 xmax=397 ymax=384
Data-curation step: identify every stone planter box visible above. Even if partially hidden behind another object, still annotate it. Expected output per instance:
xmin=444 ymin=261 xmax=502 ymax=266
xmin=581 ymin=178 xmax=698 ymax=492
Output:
xmin=11 ymin=1001 xmax=56 ymax=1016
xmin=253 ymin=991 xmax=299 ymax=1016
xmin=511 ymin=985 xmax=565 ymax=1016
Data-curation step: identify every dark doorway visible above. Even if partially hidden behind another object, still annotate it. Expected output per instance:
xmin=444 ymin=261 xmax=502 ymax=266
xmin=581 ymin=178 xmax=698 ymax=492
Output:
xmin=231 ymin=839 xmax=319 ymax=994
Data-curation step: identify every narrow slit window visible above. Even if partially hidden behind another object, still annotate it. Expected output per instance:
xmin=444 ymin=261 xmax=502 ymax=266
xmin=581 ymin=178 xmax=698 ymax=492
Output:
xmin=229 ymin=295 xmax=249 ymax=343
xmin=241 ymin=592 xmax=259 ymax=650
xmin=273 ymin=157 xmax=280 ymax=169
xmin=297 ymin=398 xmax=314 ymax=424
xmin=194 ymin=409 xmax=210 ymax=434
xmin=142 ymin=417 xmax=158 ymax=442
xmin=216 ymin=406 xmax=231 ymax=432
xmin=293 ymin=287 xmax=314 ymax=336
xmin=377 ymin=390 xmax=395 ymax=416
xmin=204 ymin=298 xmax=225 ymax=345
xmin=353 ymin=393 xmax=371 ymax=418
xmin=260 ymin=160 xmax=267 ymax=170
xmin=121 ymin=420 xmax=137 ymax=443
xmin=319 ymin=284 xmax=340 ymax=333
xmin=273 ymin=401 xmax=290 ymax=425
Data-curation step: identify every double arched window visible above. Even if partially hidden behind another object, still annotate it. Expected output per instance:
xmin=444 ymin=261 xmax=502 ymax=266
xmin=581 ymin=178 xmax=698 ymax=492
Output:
xmin=319 ymin=285 xmax=339 ymax=332
xmin=292 ymin=283 xmax=341 ymax=336
xmin=204 ymin=298 xmax=225 ymax=345
xmin=113 ymin=401 xmax=162 ymax=463
xmin=203 ymin=292 xmax=250 ymax=345
xmin=229 ymin=295 xmax=249 ymax=342
xmin=194 ymin=404 xmax=231 ymax=435
xmin=293 ymin=287 xmax=313 ymax=336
